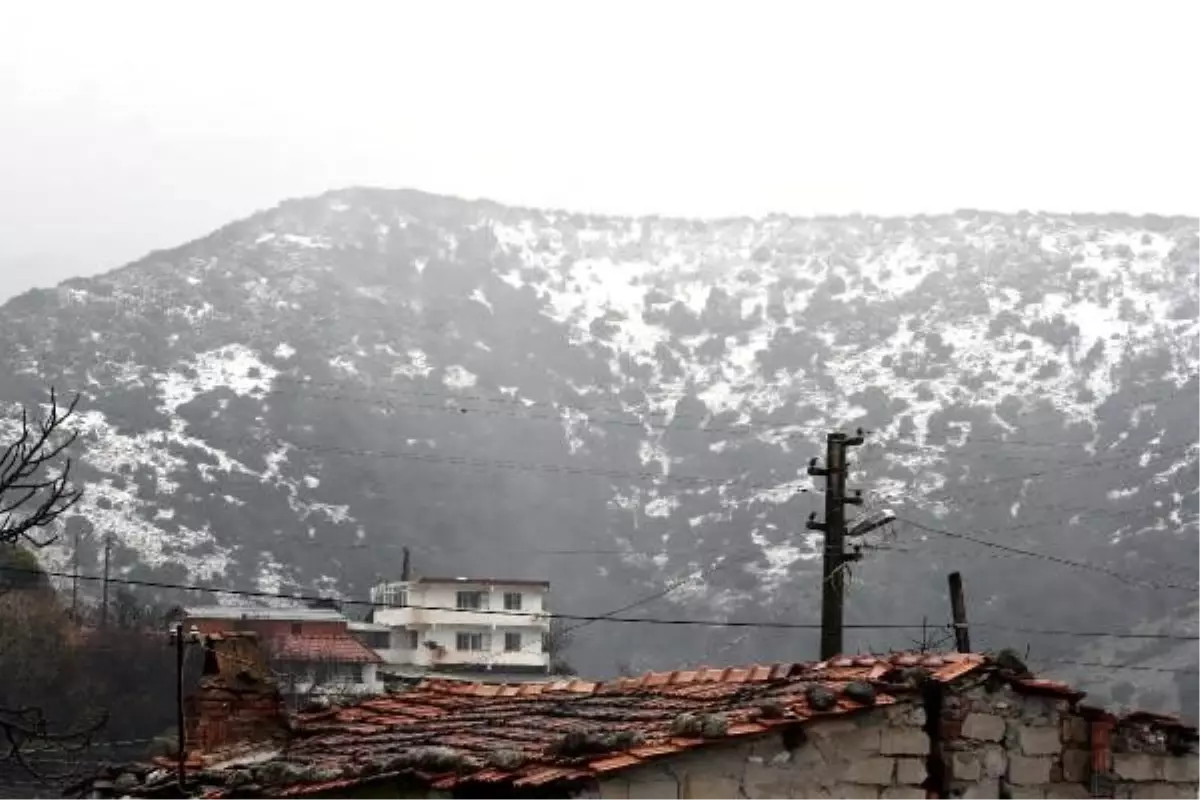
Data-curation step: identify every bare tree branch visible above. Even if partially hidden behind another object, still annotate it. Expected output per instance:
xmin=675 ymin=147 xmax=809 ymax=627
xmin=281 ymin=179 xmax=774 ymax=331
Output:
xmin=546 ymin=617 xmax=576 ymax=676
xmin=0 ymin=387 xmax=97 ymax=787
xmin=0 ymin=387 xmax=84 ymax=548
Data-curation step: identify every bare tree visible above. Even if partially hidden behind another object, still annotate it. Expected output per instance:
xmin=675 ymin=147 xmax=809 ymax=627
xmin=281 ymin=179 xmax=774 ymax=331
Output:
xmin=545 ymin=618 xmax=576 ymax=676
xmin=0 ymin=387 xmax=84 ymax=548
xmin=0 ymin=578 xmax=106 ymax=785
xmin=0 ymin=389 xmax=101 ymax=786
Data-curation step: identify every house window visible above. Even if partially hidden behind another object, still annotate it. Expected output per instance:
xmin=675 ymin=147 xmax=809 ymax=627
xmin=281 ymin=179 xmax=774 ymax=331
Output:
xmin=456 ymin=591 xmax=486 ymax=610
xmin=503 ymin=592 xmax=522 ymax=611
xmin=378 ymin=585 xmax=407 ymax=608
xmin=290 ymin=622 xmax=302 ymax=635
xmin=406 ymin=630 xmax=419 ymax=649
xmin=343 ymin=663 xmax=364 ymax=684
xmin=455 ymin=632 xmax=486 ymax=651
xmin=504 ymin=632 xmax=521 ymax=652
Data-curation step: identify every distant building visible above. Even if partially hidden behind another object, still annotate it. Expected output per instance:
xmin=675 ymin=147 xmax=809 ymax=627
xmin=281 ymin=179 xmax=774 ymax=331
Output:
xmin=364 ymin=576 xmax=551 ymax=681
xmin=181 ymin=605 xmax=383 ymax=698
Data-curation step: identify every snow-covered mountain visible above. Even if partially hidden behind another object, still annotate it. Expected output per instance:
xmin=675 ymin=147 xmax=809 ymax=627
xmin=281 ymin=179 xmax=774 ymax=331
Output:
xmin=1 ymin=189 xmax=1196 ymax=713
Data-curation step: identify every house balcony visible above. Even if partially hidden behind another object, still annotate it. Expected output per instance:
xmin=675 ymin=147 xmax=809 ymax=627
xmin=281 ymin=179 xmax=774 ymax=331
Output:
xmin=374 ymin=607 xmax=550 ymax=630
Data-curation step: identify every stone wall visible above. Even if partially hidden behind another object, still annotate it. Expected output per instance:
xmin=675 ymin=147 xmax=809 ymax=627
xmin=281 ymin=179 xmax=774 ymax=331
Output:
xmin=574 ymin=703 xmax=932 ymax=799
xmin=940 ymin=681 xmax=1199 ymax=800
xmin=941 ymin=682 xmax=1074 ymax=798
xmin=1107 ymin=715 xmax=1200 ymax=799
xmin=568 ymin=680 xmax=1199 ymax=800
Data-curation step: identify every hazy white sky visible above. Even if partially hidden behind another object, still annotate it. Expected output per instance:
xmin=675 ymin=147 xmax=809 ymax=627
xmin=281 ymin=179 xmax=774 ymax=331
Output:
xmin=1 ymin=0 xmax=1197 ymax=300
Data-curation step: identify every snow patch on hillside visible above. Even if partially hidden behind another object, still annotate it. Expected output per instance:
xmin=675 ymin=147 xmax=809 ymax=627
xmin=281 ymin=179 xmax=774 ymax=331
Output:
xmin=156 ymin=345 xmax=278 ymax=414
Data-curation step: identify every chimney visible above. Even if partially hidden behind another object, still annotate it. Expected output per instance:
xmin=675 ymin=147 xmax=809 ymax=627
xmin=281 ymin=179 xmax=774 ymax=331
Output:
xmin=401 ymin=547 xmax=411 ymax=582
xmin=183 ymin=632 xmax=288 ymax=758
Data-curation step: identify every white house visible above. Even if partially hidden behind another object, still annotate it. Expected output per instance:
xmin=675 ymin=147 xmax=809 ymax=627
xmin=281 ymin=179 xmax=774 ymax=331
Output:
xmin=364 ymin=576 xmax=552 ymax=679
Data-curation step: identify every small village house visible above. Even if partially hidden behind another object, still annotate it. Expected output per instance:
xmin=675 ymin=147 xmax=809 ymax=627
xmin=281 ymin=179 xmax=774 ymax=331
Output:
xmin=367 ymin=576 xmax=552 ymax=681
xmin=179 ymin=605 xmax=384 ymax=699
xmin=86 ymin=636 xmax=1198 ymax=799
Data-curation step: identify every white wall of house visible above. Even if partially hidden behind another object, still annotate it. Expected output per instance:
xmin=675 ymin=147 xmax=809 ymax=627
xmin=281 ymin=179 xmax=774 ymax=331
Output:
xmin=370 ymin=580 xmax=550 ymax=672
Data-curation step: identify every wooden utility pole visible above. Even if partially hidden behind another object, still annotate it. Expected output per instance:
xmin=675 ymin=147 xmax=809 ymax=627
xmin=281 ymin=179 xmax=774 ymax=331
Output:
xmin=173 ymin=623 xmax=187 ymax=789
xmin=807 ymin=429 xmax=865 ymax=660
xmin=948 ymin=571 xmax=971 ymax=653
xmin=100 ymin=536 xmax=112 ymax=629
xmin=70 ymin=524 xmax=82 ymax=620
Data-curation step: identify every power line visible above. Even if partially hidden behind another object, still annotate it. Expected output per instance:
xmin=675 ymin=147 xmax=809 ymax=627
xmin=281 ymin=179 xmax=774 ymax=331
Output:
xmin=291 ymin=538 xmax=735 ymax=557
xmin=24 ymin=341 xmax=788 ymax=439
xmin=46 ymin=346 xmax=819 ymax=442
xmin=559 ymin=547 xmax=754 ymax=635
xmin=979 ymin=623 xmax=1200 ymax=642
xmin=68 ymin=417 xmax=818 ymax=493
xmin=897 ymin=517 xmax=1196 ymax=592
xmin=19 ymin=352 xmax=1198 ymax=498
xmin=23 ymin=561 xmax=1200 ymax=647
xmin=272 ymin=383 xmax=807 ymax=439
xmin=1032 ymin=658 xmax=1199 ymax=675
xmin=971 ymin=621 xmax=1197 ymax=641
xmin=26 ymin=335 xmax=1197 ymax=448
xmin=910 ymin=499 xmax=1197 ymax=539
xmin=876 ymin=444 xmax=1197 ymax=501
xmin=0 ymin=563 xmax=926 ymax=633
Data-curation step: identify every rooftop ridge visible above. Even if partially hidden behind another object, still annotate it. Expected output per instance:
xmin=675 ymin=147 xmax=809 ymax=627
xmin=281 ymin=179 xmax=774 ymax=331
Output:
xmin=414 ymin=649 xmax=992 ymax=697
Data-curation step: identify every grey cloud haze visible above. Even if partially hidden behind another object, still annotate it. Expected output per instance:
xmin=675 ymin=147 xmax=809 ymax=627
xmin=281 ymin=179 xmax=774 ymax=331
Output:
xmin=2 ymin=0 xmax=1197 ymax=301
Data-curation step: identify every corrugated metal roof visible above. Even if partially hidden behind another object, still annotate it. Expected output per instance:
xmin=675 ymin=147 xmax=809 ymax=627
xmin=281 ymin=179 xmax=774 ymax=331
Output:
xmin=185 ymin=606 xmax=348 ymax=622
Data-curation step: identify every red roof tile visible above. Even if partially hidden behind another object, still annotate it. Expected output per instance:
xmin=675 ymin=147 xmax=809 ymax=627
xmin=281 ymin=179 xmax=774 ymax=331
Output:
xmin=102 ymin=649 xmax=1194 ymax=799
xmin=153 ymin=651 xmax=978 ymax=797
xmin=588 ymin=754 xmax=642 ymax=773
xmin=268 ymin=634 xmax=382 ymax=664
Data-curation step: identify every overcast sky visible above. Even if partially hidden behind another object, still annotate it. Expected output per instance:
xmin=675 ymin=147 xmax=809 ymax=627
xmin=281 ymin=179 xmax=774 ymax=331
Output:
xmin=2 ymin=0 xmax=1197 ymax=302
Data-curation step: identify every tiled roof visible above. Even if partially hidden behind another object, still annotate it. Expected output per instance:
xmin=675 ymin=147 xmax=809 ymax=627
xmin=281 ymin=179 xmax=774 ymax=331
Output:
xmin=123 ymin=652 xmax=986 ymax=797
xmin=269 ymin=634 xmax=383 ymax=664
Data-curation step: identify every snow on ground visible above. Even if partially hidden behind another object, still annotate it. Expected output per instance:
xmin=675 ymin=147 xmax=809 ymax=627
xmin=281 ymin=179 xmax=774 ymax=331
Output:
xmin=443 ymin=365 xmax=478 ymax=390
xmin=393 ymin=348 xmax=433 ymax=379
xmin=486 ymin=210 xmax=1198 ymax=589
xmin=31 ymin=342 xmax=362 ymax=582
xmin=155 ymin=345 xmax=278 ymax=414
xmin=19 ymin=203 xmax=1195 ymax=606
